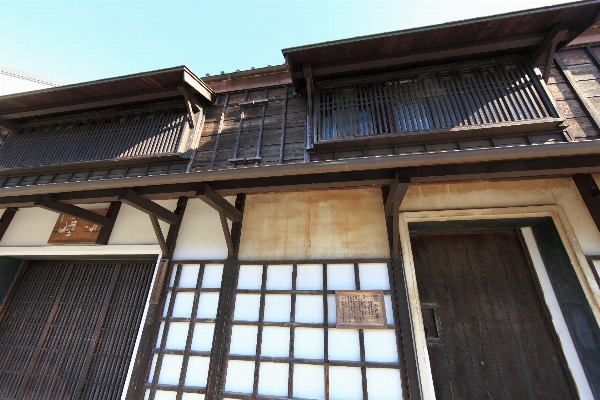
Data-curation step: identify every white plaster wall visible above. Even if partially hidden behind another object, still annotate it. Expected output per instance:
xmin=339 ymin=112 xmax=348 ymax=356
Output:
xmin=171 ymin=198 xmax=231 ymax=260
xmin=0 ymin=200 xmax=177 ymax=247
xmin=400 ymin=178 xmax=600 ymax=255
xmin=108 ymin=200 xmax=176 ymax=245
xmin=238 ymin=188 xmax=390 ymax=260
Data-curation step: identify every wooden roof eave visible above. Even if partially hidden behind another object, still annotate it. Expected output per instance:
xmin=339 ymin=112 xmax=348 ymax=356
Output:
xmin=0 ymin=66 xmax=215 ymax=125
xmin=282 ymin=0 xmax=600 ymax=90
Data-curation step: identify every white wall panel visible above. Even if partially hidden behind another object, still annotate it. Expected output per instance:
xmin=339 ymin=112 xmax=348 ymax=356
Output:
xmin=172 ymin=198 xmax=233 ymax=260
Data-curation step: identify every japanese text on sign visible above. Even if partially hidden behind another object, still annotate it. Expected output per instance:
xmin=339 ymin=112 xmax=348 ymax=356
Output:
xmin=335 ymin=290 xmax=387 ymax=329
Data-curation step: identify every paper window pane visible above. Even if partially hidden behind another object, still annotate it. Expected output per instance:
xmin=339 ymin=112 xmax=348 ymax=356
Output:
xmin=147 ymin=353 xmax=158 ymax=383
xmin=264 ymin=294 xmax=291 ymax=322
xmin=190 ymin=323 xmax=215 ymax=352
xmin=327 ymin=264 xmax=355 ymax=290
xmin=165 ymin=322 xmax=189 ymax=350
xmin=196 ymin=292 xmax=219 ymax=319
xmin=201 ymin=264 xmax=224 ymax=288
xmin=261 ymin=326 xmax=290 ymax=357
xmin=157 ymin=354 xmax=184 ymax=385
xmin=229 ymin=325 xmax=258 ymax=355
xmin=237 ymin=265 xmax=263 ymax=289
xmin=258 ymin=362 xmax=289 ymax=396
xmin=224 ymin=360 xmax=255 ymax=394
xmin=179 ymin=265 xmax=200 ymax=288
xmin=233 ymin=294 xmax=261 ymax=321
xmin=296 ymin=264 xmax=323 ymax=290
xmin=293 ymin=364 xmax=324 ymax=399
xmin=155 ymin=390 xmax=177 ymax=400
xmin=155 ymin=321 xmax=165 ymax=347
xmin=163 ymin=291 xmax=172 ymax=317
xmin=294 ymin=328 xmax=324 ymax=359
xmin=364 ymin=330 xmax=399 ymax=362
xmin=184 ymin=356 xmax=210 ymax=387
xmin=358 ymin=263 xmax=390 ymax=290
xmin=328 ymin=329 xmax=361 ymax=361
xmin=181 ymin=394 xmax=205 ymax=400
xmin=366 ymin=368 xmax=403 ymax=399
xmin=295 ymin=295 xmax=323 ymax=323
xmin=329 ymin=366 xmax=363 ymax=400
xmin=172 ymin=292 xmax=195 ymax=318
xmin=266 ymin=264 xmax=293 ymax=290
xmin=327 ymin=294 xmax=337 ymax=324
xmin=384 ymin=295 xmax=394 ymax=324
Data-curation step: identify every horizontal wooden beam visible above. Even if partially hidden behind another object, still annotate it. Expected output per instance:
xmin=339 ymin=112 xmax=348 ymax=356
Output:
xmin=35 ymin=195 xmax=112 ymax=226
xmin=1 ymin=87 xmax=181 ymax=120
xmin=196 ymin=184 xmax=243 ymax=222
xmin=292 ymin=32 xmax=545 ymax=79
xmin=118 ymin=189 xmax=179 ymax=225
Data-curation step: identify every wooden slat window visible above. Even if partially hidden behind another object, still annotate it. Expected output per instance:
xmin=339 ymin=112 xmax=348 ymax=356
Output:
xmin=0 ymin=107 xmax=195 ymax=169
xmin=316 ymin=61 xmax=558 ymax=141
xmin=0 ymin=260 xmax=154 ymax=400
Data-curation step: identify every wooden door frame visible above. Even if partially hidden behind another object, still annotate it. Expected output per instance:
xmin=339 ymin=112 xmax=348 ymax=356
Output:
xmin=398 ymin=204 xmax=600 ymax=400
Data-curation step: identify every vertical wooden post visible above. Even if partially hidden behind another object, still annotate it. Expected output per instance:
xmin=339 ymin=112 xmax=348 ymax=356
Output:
xmin=206 ymin=194 xmax=246 ymax=400
xmin=382 ymin=184 xmax=422 ymax=400
xmin=573 ymin=173 xmax=600 ymax=233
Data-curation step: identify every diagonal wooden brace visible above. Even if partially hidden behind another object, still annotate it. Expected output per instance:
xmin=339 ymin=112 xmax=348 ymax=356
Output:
xmin=118 ymin=189 xmax=179 ymax=225
xmin=196 ymin=184 xmax=243 ymax=222
xmin=35 ymin=195 xmax=112 ymax=226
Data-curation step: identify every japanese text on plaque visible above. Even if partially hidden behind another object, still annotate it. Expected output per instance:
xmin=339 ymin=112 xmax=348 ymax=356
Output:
xmin=335 ymin=290 xmax=387 ymax=329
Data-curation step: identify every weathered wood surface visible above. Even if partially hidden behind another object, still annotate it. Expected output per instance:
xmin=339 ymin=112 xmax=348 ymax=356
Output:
xmin=411 ymin=230 xmax=576 ymax=400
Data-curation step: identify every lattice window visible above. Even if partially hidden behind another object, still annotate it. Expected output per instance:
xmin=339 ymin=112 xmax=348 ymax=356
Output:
xmin=145 ymin=262 xmax=225 ymax=399
xmin=315 ymin=61 xmax=559 ymax=142
xmin=222 ymin=261 xmax=403 ymax=400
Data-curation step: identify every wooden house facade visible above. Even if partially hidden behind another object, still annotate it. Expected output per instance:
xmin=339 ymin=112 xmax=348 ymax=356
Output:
xmin=1 ymin=2 xmax=600 ymax=399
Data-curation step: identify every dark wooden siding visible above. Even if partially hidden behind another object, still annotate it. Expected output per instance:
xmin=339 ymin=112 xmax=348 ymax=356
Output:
xmin=192 ymin=85 xmax=307 ymax=171
xmin=546 ymin=45 xmax=600 ymax=139
xmin=0 ymin=107 xmax=192 ymax=170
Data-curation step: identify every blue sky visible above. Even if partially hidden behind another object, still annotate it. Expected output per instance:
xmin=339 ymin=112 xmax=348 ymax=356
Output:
xmin=0 ymin=0 xmax=578 ymax=84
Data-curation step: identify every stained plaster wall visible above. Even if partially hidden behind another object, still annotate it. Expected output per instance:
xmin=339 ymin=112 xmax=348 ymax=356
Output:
xmin=238 ymin=188 xmax=390 ymax=260
xmin=400 ymin=178 xmax=600 ymax=255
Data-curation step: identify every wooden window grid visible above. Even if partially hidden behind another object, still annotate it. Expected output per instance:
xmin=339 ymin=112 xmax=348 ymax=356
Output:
xmin=315 ymin=60 xmax=558 ymax=142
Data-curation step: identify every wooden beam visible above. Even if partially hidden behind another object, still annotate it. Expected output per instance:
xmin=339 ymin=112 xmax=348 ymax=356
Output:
xmin=219 ymin=211 xmax=234 ymax=255
xmin=1 ymin=87 xmax=181 ymax=120
xmin=573 ymin=173 xmax=600 ymax=233
xmin=554 ymin=53 xmax=600 ymax=132
xmin=164 ymin=196 xmax=188 ymax=259
xmin=382 ymin=186 xmax=421 ymax=400
xmin=304 ymin=63 xmax=314 ymax=115
xmin=35 ymin=195 xmax=112 ymax=226
xmin=118 ymin=189 xmax=179 ymax=225
xmin=196 ymin=184 xmax=243 ymax=222
xmin=95 ymin=201 xmax=121 ymax=245
xmin=0 ymin=117 xmax=17 ymax=133
xmin=385 ymin=171 xmax=410 ymax=216
xmin=543 ymin=41 xmax=559 ymax=83
xmin=149 ymin=214 xmax=168 ymax=255
xmin=0 ymin=208 xmax=17 ymax=242
xmin=292 ymin=32 xmax=545 ymax=79
xmin=177 ymin=85 xmax=203 ymax=113
xmin=531 ymin=24 xmax=568 ymax=66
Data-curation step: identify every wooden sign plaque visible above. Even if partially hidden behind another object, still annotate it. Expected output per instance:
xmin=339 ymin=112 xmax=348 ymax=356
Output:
xmin=335 ymin=290 xmax=387 ymax=329
xmin=48 ymin=210 xmax=107 ymax=244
